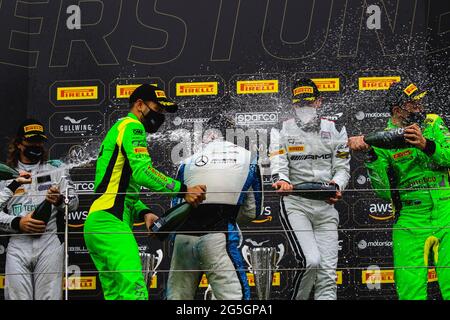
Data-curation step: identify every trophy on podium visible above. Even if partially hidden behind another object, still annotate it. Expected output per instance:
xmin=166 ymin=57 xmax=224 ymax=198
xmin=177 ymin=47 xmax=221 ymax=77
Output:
xmin=242 ymin=244 xmax=284 ymax=300
xmin=140 ymin=249 xmax=163 ymax=288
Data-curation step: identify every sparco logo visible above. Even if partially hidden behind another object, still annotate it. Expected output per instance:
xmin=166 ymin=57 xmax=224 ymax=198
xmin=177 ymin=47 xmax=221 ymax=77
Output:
xmin=235 ymin=112 xmax=278 ymax=125
xmin=358 ymin=240 xmax=392 ymax=250
xmin=355 ymin=111 xmax=390 ymax=120
xmin=290 ymin=154 xmax=332 ymax=161
xmin=73 ymin=181 xmax=95 ymax=193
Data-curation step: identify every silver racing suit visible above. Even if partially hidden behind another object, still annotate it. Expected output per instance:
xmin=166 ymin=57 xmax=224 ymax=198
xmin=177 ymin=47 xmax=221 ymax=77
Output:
xmin=166 ymin=139 xmax=263 ymax=300
xmin=269 ymin=118 xmax=350 ymax=300
xmin=0 ymin=160 xmax=78 ymax=300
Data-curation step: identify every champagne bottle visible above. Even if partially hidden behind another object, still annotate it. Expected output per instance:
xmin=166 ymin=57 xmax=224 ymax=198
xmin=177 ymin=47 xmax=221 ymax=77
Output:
xmin=151 ymin=202 xmax=192 ymax=241
xmin=32 ymin=199 xmax=52 ymax=224
xmin=364 ymin=128 xmax=410 ymax=149
xmin=0 ymin=162 xmax=19 ymax=181
xmin=292 ymin=182 xmax=338 ymax=201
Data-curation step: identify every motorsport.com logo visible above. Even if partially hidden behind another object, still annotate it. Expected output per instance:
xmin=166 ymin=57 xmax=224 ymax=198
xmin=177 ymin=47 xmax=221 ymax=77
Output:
xmin=357 ymin=239 xmax=392 ymax=250
xmin=355 ymin=111 xmax=390 ymax=120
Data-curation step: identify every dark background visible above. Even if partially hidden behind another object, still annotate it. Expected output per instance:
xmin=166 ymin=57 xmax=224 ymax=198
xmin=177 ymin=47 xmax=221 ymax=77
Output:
xmin=0 ymin=0 xmax=449 ymax=300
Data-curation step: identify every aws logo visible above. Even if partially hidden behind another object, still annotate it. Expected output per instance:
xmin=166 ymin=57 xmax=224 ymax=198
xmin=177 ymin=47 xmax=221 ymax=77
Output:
xmin=252 ymin=206 xmax=272 ymax=224
xmin=368 ymin=203 xmax=394 ymax=221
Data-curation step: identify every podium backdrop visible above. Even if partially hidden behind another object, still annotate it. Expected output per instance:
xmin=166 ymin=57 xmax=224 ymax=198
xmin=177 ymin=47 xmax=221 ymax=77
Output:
xmin=0 ymin=0 xmax=449 ymax=299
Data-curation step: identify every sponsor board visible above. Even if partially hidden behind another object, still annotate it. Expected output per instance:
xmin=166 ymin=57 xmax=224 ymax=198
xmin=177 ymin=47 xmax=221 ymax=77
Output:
xmin=172 ymin=117 xmax=210 ymax=126
xmin=62 ymin=276 xmax=97 ymax=290
xmin=357 ymin=239 xmax=392 ymax=250
xmin=176 ymin=82 xmax=218 ymax=96
xmin=353 ymin=199 xmax=395 ymax=226
xmin=312 ymin=78 xmax=340 ymax=92
xmin=50 ymin=80 xmax=105 ymax=107
xmin=235 ymin=112 xmax=278 ymax=125
xmin=68 ymin=210 xmax=89 ymax=228
xmin=251 ymin=206 xmax=273 ymax=224
xmin=236 ymin=80 xmax=278 ymax=94
xmin=109 ymin=77 xmax=164 ymax=103
xmin=57 ymin=86 xmax=98 ymax=100
xmin=336 ymin=270 xmax=343 ymax=285
xmin=169 ymin=75 xmax=225 ymax=102
xmin=73 ymin=181 xmax=95 ymax=194
xmin=354 ymin=111 xmax=391 ymax=120
xmin=116 ymin=84 xmax=156 ymax=98
xmin=361 ymin=269 xmax=437 ymax=284
xmin=198 ymin=273 xmax=281 ymax=288
xmin=49 ymin=111 xmax=104 ymax=138
xmin=358 ymin=76 xmax=401 ymax=91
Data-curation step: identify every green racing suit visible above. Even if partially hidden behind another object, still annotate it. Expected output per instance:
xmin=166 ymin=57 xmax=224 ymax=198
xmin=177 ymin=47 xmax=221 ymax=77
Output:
xmin=84 ymin=112 xmax=185 ymax=300
xmin=365 ymin=114 xmax=450 ymax=300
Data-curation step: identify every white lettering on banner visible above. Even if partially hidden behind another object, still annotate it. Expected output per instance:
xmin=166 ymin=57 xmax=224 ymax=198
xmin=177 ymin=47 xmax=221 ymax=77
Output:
xmin=369 ymin=203 xmax=392 ymax=213
xmin=73 ymin=181 xmax=95 ymax=193
xmin=60 ymin=124 xmax=93 ymax=132
xmin=235 ymin=112 xmax=278 ymax=125
xmin=69 ymin=211 xmax=88 ymax=221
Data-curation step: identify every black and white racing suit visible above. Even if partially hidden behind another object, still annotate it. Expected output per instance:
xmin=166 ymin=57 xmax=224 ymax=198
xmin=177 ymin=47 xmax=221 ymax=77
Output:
xmin=0 ymin=160 xmax=78 ymax=300
xmin=166 ymin=139 xmax=263 ymax=300
xmin=269 ymin=118 xmax=350 ymax=300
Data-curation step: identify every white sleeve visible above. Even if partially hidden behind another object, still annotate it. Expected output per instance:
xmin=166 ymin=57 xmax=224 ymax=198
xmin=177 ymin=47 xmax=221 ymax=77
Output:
xmin=331 ymin=126 xmax=351 ymax=190
xmin=269 ymin=128 xmax=290 ymax=183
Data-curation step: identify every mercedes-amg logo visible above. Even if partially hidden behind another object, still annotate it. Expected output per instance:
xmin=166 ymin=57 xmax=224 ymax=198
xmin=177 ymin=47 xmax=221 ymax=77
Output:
xmin=195 ymin=155 xmax=208 ymax=167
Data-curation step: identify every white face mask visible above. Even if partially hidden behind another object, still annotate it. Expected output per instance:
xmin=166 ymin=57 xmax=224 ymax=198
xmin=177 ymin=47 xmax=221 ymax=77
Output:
xmin=295 ymin=106 xmax=317 ymax=124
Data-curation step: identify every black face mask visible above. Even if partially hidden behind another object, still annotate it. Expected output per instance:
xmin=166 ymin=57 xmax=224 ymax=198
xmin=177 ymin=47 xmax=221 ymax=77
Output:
xmin=141 ymin=103 xmax=165 ymax=133
xmin=23 ymin=145 xmax=43 ymax=163
xmin=405 ymin=111 xmax=426 ymax=126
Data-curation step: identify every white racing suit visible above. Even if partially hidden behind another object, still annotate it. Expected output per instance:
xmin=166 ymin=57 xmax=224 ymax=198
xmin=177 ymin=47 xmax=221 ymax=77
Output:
xmin=269 ymin=118 xmax=350 ymax=300
xmin=0 ymin=160 xmax=78 ymax=300
xmin=167 ymin=139 xmax=263 ymax=300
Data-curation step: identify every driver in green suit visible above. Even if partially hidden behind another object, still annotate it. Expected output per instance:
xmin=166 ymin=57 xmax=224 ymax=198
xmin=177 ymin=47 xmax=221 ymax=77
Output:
xmin=84 ymin=84 xmax=206 ymax=300
xmin=349 ymin=81 xmax=450 ymax=300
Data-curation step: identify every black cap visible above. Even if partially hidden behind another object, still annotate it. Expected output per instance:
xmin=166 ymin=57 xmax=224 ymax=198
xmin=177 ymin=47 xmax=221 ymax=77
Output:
xmin=385 ymin=81 xmax=427 ymax=111
xmin=17 ymin=119 xmax=48 ymax=141
xmin=292 ymin=78 xmax=320 ymax=104
xmin=129 ymin=84 xmax=178 ymax=113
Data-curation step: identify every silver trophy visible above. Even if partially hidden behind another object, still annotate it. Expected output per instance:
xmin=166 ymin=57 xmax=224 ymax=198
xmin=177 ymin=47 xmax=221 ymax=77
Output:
xmin=242 ymin=244 xmax=284 ymax=300
xmin=140 ymin=249 xmax=163 ymax=288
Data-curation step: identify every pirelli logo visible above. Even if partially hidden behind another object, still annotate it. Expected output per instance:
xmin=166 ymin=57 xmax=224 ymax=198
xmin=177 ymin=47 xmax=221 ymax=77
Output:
xmin=293 ymin=86 xmax=313 ymax=96
xmin=62 ymin=276 xmax=96 ymax=290
xmin=237 ymin=80 xmax=278 ymax=94
xmin=0 ymin=276 xmax=91 ymax=290
xmin=134 ymin=147 xmax=148 ymax=154
xmin=393 ymin=150 xmax=412 ymax=160
xmin=288 ymin=146 xmax=305 ymax=152
xmin=24 ymin=124 xmax=43 ymax=132
xmin=176 ymin=82 xmax=218 ymax=96
xmin=57 ymin=86 xmax=98 ymax=100
xmin=247 ymin=272 xmax=281 ymax=287
xmin=198 ymin=273 xmax=281 ymax=287
xmin=361 ymin=268 xmax=437 ymax=284
xmin=404 ymin=83 xmax=418 ymax=96
xmin=116 ymin=84 xmax=142 ymax=98
xmin=312 ymin=78 xmax=340 ymax=92
xmin=155 ymin=90 xmax=166 ymax=98
xmin=336 ymin=270 xmax=343 ymax=285
xmin=358 ymin=76 xmax=401 ymax=91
